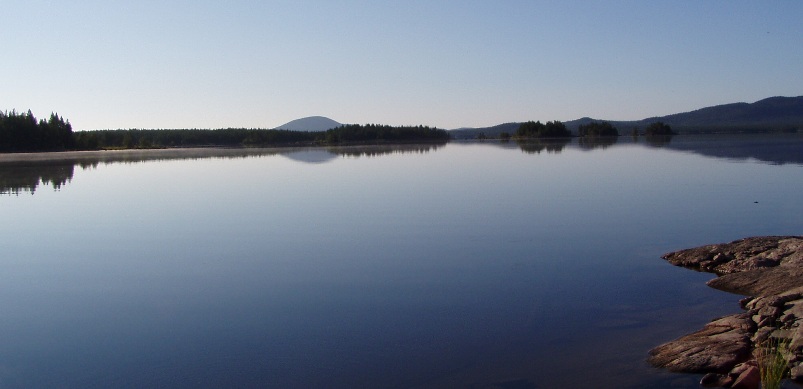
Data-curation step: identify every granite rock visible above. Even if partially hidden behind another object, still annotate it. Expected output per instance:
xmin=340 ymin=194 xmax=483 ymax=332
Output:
xmin=650 ymin=236 xmax=803 ymax=388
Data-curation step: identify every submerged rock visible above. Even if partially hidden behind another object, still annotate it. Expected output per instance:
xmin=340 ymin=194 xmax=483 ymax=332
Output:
xmin=650 ymin=236 xmax=803 ymax=388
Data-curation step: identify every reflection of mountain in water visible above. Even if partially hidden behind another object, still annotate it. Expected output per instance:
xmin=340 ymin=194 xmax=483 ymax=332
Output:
xmin=280 ymin=149 xmax=338 ymax=164
xmin=660 ymin=134 xmax=803 ymax=165
xmin=0 ymin=143 xmax=448 ymax=194
xmin=570 ymin=133 xmax=803 ymax=166
xmin=3 ymin=136 xmax=800 ymax=194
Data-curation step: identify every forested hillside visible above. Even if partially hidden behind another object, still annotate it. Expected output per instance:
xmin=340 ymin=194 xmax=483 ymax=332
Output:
xmin=452 ymin=96 xmax=803 ymax=138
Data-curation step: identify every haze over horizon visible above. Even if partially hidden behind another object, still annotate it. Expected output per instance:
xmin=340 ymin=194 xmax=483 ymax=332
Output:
xmin=4 ymin=1 xmax=802 ymax=131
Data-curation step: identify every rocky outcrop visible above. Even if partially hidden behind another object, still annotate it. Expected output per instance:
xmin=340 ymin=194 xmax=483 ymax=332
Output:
xmin=648 ymin=314 xmax=754 ymax=373
xmin=650 ymin=236 xmax=803 ymax=388
xmin=661 ymin=236 xmax=803 ymax=276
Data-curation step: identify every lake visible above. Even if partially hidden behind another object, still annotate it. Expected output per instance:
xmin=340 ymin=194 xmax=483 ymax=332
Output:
xmin=2 ymin=134 xmax=803 ymax=388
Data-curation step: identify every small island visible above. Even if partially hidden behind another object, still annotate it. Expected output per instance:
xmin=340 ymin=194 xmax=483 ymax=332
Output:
xmin=578 ymin=121 xmax=619 ymax=137
xmin=644 ymin=121 xmax=675 ymax=136
xmin=649 ymin=236 xmax=803 ymax=388
xmin=514 ymin=120 xmax=572 ymax=138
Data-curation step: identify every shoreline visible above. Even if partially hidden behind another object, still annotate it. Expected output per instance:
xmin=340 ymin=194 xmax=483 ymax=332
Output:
xmin=0 ymin=141 xmax=449 ymax=165
xmin=649 ymin=236 xmax=803 ymax=388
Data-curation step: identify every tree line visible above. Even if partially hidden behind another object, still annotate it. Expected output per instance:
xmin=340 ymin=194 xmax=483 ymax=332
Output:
xmin=0 ymin=110 xmax=74 ymax=152
xmin=578 ymin=121 xmax=619 ymax=137
xmin=643 ymin=122 xmax=674 ymax=136
xmin=0 ymin=111 xmax=449 ymax=152
xmin=324 ymin=124 xmax=449 ymax=143
xmin=515 ymin=120 xmax=572 ymax=138
xmin=481 ymin=120 xmax=621 ymax=139
xmin=72 ymin=128 xmax=321 ymax=150
xmin=475 ymin=120 xmax=674 ymax=139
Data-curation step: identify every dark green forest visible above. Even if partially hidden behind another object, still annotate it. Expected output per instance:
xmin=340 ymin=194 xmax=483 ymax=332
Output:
xmin=72 ymin=128 xmax=321 ymax=150
xmin=0 ymin=111 xmax=449 ymax=152
xmin=578 ymin=121 xmax=619 ymax=137
xmin=324 ymin=124 xmax=448 ymax=143
xmin=0 ymin=110 xmax=74 ymax=152
xmin=515 ymin=120 xmax=571 ymax=138
xmin=643 ymin=122 xmax=675 ymax=136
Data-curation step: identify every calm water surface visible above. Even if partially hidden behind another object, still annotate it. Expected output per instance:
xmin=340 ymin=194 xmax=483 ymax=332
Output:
xmin=2 ymin=135 xmax=803 ymax=388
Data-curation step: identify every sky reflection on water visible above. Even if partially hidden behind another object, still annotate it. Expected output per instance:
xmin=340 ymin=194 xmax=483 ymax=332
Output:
xmin=1 ymin=135 xmax=802 ymax=388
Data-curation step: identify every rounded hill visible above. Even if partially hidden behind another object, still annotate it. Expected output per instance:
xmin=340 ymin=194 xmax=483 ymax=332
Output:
xmin=274 ymin=116 xmax=341 ymax=132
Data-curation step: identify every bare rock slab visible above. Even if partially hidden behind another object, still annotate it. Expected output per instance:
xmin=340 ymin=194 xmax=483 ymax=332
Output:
xmin=661 ymin=236 xmax=803 ymax=275
xmin=707 ymin=266 xmax=803 ymax=297
xmin=648 ymin=314 xmax=754 ymax=374
xmin=651 ymin=236 xmax=803 ymax=388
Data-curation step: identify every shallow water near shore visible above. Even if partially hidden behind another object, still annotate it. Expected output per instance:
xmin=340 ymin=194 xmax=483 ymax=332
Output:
xmin=2 ymin=134 xmax=803 ymax=388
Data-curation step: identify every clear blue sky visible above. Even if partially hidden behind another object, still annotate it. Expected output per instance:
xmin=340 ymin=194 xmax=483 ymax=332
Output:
xmin=4 ymin=0 xmax=802 ymax=130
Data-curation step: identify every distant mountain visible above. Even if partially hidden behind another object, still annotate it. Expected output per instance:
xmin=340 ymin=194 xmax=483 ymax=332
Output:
xmin=638 ymin=96 xmax=803 ymax=132
xmin=274 ymin=116 xmax=341 ymax=132
xmin=451 ymin=96 xmax=803 ymax=138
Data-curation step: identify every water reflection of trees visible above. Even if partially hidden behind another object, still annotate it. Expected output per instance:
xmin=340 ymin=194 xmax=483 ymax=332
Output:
xmin=0 ymin=143 xmax=447 ymax=194
xmin=516 ymin=138 xmax=571 ymax=154
xmin=328 ymin=143 xmax=446 ymax=158
xmin=5 ymin=135 xmax=802 ymax=194
xmin=643 ymin=134 xmax=674 ymax=148
xmin=578 ymin=136 xmax=619 ymax=150
xmin=0 ymin=163 xmax=76 ymax=195
xmin=0 ymin=150 xmax=284 ymax=195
